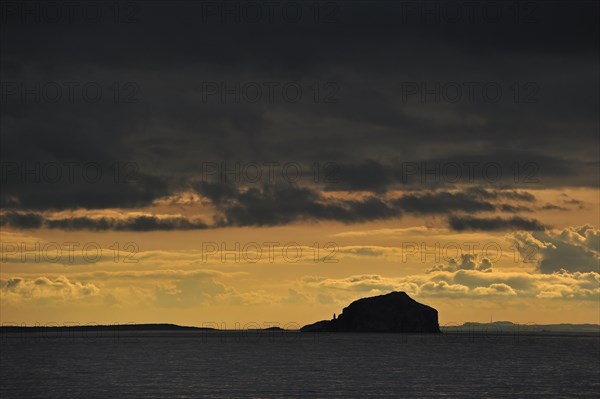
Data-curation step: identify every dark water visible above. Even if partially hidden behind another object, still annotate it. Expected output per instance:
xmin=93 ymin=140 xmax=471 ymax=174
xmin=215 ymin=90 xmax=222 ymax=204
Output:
xmin=1 ymin=332 xmax=599 ymax=398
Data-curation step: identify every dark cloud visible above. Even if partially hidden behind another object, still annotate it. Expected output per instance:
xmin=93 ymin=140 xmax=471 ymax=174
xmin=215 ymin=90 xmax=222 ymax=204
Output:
xmin=0 ymin=213 xmax=208 ymax=231
xmin=322 ymin=160 xmax=394 ymax=192
xmin=0 ymin=168 xmax=170 ymax=211
xmin=448 ymin=215 xmax=547 ymax=232
xmin=1 ymin=1 xmax=597 ymax=226
xmin=197 ymin=182 xmax=401 ymax=227
xmin=198 ymin=184 xmax=541 ymax=228
xmin=394 ymin=191 xmax=495 ymax=214
xmin=392 ymin=188 xmax=535 ymax=215
xmin=0 ymin=184 xmax=548 ymax=231
xmin=322 ymin=152 xmax=595 ymax=193
xmin=499 ymin=204 xmax=533 ymax=213
xmin=0 ymin=211 xmax=44 ymax=229
xmin=464 ymin=187 xmax=535 ymax=202
xmin=562 ymin=198 xmax=586 ymax=209
xmin=194 ymin=182 xmax=240 ymax=204
xmin=540 ymin=204 xmax=568 ymax=211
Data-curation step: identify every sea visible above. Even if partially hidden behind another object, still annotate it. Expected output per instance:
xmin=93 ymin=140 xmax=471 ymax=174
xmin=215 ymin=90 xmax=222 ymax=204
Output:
xmin=1 ymin=331 xmax=599 ymax=398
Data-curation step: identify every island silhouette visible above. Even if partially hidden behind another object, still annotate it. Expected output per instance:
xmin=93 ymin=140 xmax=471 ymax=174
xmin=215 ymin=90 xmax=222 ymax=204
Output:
xmin=300 ymin=291 xmax=440 ymax=333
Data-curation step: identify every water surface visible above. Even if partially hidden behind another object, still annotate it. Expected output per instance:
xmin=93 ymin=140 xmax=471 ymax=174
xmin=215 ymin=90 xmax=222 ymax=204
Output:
xmin=1 ymin=332 xmax=598 ymax=398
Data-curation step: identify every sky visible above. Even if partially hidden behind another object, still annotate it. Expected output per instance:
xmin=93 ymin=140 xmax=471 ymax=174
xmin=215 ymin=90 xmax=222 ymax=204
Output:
xmin=0 ymin=0 xmax=599 ymax=328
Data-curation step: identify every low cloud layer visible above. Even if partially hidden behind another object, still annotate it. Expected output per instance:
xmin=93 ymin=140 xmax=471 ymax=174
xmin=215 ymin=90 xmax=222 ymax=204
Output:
xmin=428 ymin=254 xmax=493 ymax=273
xmin=1 ymin=276 xmax=100 ymax=305
xmin=301 ymin=269 xmax=599 ymax=301
xmin=510 ymin=225 xmax=599 ymax=274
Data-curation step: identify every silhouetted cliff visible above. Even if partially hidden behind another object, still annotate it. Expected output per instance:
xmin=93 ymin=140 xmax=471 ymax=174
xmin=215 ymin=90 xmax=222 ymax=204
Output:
xmin=301 ymin=292 xmax=440 ymax=333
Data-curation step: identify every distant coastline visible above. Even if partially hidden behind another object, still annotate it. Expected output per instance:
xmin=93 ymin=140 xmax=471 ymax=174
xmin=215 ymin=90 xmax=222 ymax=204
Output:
xmin=1 ymin=322 xmax=598 ymax=334
xmin=0 ymin=323 xmax=211 ymax=333
xmin=442 ymin=321 xmax=600 ymax=333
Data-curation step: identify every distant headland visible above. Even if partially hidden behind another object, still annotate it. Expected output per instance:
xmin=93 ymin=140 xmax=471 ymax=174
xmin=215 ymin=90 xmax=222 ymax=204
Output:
xmin=0 ymin=323 xmax=211 ymax=333
xmin=300 ymin=291 xmax=440 ymax=333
